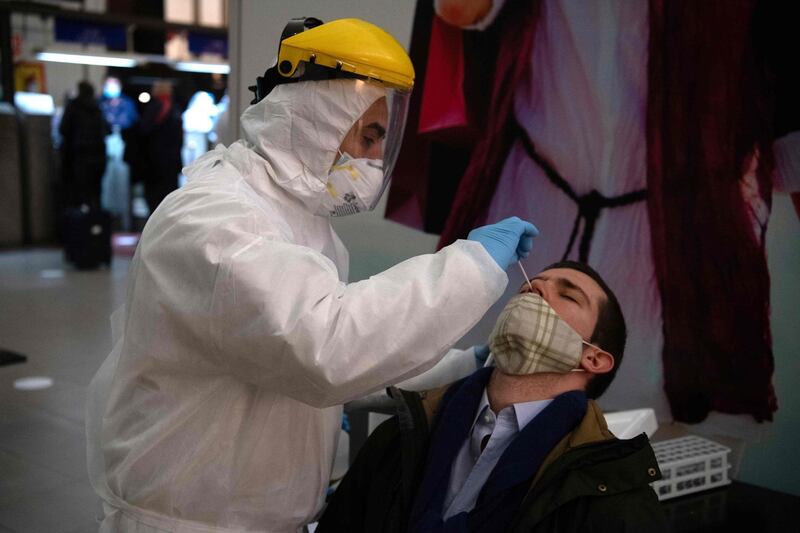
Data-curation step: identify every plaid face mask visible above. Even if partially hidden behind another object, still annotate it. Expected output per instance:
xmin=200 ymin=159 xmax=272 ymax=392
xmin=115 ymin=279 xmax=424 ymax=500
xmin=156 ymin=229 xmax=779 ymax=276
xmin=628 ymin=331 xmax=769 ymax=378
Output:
xmin=489 ymin=293 xmax=587 ymax=375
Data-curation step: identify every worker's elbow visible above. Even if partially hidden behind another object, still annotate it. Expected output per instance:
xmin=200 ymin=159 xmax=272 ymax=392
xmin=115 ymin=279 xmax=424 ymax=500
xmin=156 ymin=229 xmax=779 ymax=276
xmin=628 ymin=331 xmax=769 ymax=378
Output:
xmin=296 ymin=379 xmax=352 ymax=409
xmin=293 ymin=362 xmax=358 ymax=409
xmin=300 ymin=390 xmax=347 ymax=409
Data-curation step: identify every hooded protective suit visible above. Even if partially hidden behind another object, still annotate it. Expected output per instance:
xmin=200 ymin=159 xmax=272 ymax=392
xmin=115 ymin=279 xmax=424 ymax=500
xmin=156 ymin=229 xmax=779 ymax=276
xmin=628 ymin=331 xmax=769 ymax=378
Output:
xmin=86 ymin=79 xmax=508 ymax=532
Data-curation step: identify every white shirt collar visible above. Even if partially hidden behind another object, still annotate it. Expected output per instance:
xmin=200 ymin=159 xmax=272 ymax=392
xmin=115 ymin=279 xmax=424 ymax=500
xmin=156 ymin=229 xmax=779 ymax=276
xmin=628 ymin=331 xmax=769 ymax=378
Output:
xmin=471 ymin=389 xmax=553 ymax=433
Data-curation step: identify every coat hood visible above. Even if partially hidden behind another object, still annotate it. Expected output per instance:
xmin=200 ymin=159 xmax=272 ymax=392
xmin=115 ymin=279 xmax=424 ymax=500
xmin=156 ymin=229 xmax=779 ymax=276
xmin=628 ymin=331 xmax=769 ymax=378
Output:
xmin=239 ymin=79 xmax=385 ymax=213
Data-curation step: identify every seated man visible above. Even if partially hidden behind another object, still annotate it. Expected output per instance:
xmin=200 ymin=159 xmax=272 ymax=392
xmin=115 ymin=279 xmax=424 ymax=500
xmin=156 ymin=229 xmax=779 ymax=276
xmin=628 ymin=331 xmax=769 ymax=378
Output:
xmin=317 ymin=261 xmax=667 ymax=532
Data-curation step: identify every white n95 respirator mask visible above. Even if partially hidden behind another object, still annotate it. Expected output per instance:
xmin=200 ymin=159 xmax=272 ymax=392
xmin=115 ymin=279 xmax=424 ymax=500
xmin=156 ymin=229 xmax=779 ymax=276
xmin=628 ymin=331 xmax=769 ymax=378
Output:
xmin=317 ymin=151 xmax=385 ymax=217
xmin=489 ymin=293 xmax=596 ymax=375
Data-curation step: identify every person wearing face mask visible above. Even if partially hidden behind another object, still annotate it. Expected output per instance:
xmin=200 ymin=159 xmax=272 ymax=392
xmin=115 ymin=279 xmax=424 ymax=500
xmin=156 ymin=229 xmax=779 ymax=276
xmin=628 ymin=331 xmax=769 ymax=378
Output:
xmin=318 ymin=260 xmax=667 ymax=533
xmin=85 ymin=17 xmax=538 ymax=533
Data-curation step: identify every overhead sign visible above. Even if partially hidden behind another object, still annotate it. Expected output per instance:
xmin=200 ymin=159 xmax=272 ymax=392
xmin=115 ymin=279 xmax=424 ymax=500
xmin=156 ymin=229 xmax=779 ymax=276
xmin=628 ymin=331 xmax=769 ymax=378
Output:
xmin=54 ymin=18 xmax=126 ymax=49
xmin=188 ymin=32 xmax=227 ymax=59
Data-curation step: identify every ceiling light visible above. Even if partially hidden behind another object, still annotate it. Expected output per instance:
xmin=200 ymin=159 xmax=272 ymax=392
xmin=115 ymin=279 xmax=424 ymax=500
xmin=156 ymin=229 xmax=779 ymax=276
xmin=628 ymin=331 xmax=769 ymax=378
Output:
xmin=174 ymin=61 xmax=230 ymax=74
xmin=36 ymin=51 xmax=138 ymax=68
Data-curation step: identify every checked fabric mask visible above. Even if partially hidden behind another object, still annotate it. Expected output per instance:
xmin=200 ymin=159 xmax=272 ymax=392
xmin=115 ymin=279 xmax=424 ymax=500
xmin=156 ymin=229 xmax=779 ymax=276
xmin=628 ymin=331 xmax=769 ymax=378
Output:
xmin=489 ymin=293 xmax=592 ymax=375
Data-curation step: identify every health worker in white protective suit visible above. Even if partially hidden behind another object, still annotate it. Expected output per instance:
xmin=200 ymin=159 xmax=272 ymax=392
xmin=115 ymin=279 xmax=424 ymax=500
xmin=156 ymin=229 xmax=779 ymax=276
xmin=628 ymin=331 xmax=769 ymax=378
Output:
xmin=86 ymin=17 xmax=538 ymax=532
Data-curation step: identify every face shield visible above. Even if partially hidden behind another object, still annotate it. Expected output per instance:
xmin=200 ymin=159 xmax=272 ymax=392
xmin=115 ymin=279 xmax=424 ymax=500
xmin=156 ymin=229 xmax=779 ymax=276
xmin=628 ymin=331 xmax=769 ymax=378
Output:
xmin=338 ymin=82 xmax=409 ymax=202
xmin=319 ymin=80 xmax=410 ymax=217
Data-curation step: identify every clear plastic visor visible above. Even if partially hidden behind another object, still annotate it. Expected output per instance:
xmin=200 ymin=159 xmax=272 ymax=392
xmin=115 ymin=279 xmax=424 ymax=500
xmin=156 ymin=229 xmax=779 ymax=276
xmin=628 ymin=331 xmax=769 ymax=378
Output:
xmin=336 ymin=81 xmax=410 ymax=209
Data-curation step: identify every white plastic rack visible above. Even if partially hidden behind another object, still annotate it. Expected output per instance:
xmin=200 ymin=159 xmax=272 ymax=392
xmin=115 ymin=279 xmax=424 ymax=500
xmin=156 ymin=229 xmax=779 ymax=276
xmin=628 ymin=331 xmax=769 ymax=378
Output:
xmin=650 ymin=435 xmax=731 ymax=501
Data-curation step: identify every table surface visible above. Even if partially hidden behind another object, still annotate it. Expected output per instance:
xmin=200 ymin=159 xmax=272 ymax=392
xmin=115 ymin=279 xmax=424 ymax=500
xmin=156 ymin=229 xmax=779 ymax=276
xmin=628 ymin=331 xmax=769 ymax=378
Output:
xmin=661 ymin=480 xmax=797 ymax=532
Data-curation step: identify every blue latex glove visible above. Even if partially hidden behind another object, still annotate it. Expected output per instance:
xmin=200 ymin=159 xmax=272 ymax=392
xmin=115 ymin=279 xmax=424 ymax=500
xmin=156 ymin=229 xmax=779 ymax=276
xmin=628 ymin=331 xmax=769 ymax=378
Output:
xmin=467 ymin=216 xmax=539 ymax=271
xmin=474 ymin=345 xmax=491 ymax=367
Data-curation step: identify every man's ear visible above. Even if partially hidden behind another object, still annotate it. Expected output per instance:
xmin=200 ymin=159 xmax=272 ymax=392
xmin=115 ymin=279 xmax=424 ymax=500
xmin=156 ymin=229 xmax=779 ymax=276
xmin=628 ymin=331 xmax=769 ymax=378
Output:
xmin=579 ymin=346 xmax=614 ymax=375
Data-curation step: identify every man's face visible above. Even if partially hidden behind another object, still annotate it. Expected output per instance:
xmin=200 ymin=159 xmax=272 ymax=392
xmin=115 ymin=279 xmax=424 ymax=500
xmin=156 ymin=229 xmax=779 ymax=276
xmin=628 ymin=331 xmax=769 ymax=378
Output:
xmin=338 ymin=96 xmax=388 ymax=160
xmin=519 ymin=267 xmax=605 ymax=342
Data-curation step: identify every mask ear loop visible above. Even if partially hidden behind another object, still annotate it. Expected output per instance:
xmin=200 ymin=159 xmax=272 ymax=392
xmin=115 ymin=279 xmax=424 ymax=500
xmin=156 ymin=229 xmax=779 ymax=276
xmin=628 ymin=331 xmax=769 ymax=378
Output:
xmin=573 ymin=341 xmax=614 ymax=372
xmin=582 ymin=340 xmax=605 ymax=353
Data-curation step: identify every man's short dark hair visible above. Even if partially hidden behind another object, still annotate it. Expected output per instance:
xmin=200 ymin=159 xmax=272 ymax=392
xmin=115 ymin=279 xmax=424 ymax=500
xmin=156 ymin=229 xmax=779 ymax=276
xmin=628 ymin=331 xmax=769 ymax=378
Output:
xmin=543 ymin=260 xmax=626 ymax=399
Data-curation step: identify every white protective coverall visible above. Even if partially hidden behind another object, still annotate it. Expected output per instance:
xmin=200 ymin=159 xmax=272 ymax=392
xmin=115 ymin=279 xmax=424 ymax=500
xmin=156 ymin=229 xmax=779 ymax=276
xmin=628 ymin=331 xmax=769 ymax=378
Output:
xmin=86 ymin=79 xmax=507 ymax=532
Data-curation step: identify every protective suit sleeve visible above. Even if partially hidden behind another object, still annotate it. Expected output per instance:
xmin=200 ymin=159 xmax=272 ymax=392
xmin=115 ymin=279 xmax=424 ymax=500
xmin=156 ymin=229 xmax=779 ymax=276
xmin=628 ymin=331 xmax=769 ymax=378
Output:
xmin=394 ymin=347 xmax=482 ymax=391
xmin=208 ymin=236 xmax=507 ymax=407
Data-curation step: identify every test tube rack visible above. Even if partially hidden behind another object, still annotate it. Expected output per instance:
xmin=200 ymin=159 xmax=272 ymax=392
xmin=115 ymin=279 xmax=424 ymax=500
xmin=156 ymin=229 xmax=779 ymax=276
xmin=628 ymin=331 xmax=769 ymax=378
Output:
xmin=650 ymin=435 xmax=731 ymax=501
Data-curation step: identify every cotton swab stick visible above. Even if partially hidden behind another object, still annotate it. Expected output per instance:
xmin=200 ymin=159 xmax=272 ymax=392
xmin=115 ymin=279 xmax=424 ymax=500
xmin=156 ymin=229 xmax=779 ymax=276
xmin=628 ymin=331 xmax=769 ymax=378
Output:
xmin=518 ymin=261 xmax=534 ymax=292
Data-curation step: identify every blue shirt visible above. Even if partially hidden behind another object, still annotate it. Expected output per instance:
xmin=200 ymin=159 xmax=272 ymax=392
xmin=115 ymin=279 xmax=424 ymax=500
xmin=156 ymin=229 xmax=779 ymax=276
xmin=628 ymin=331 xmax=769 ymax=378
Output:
xmin=442 ymin=389 xmax=552 ymax=519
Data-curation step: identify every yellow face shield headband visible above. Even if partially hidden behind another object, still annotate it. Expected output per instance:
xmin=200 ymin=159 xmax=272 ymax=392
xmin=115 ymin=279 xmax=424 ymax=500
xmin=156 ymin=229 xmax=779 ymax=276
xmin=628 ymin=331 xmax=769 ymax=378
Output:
xmin=249 ymin=17 xmax=415 ymax=105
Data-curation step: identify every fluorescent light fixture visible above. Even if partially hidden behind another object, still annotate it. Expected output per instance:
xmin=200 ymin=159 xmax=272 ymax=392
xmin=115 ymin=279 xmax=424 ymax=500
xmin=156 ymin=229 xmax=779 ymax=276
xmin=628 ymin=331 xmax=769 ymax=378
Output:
xmin=36 ymin=51 xmax=138 ymax=68
xmin=175 ymin=61 xmax=230 ymax=74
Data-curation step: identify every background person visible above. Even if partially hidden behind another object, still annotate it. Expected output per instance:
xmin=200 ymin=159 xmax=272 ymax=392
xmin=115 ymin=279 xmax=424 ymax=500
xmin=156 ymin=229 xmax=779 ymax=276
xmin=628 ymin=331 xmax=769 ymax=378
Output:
xmin=137 ymin=80 xmax=184 ymax=214
xmin=59 ymin=81 xmax=108 ymax=209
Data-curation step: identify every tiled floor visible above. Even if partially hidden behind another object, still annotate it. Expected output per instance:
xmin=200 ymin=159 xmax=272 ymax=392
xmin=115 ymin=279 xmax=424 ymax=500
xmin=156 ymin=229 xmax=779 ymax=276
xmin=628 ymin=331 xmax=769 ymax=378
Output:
xmin=0 ymin=249 xmax=130 ymax=533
